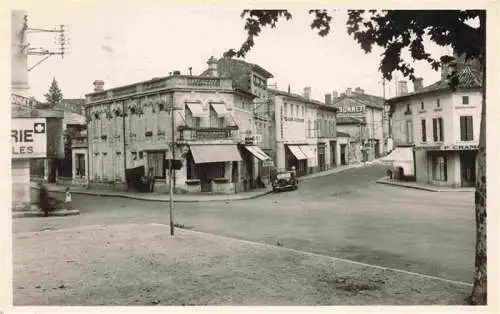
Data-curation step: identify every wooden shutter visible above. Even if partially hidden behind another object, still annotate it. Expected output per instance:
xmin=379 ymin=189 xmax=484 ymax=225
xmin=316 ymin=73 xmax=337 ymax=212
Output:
xmin=466 ymin=116 xmax=473 ymax=141
xmin=433 ymin=119 xmax=438 ymax=142
xmin=421 ymin=119 xmax=426 ymax=142
xmin=460 ymin=116 xmax=466 ymax=141
xmin=438 ymin=118 xmax=444 ymax=141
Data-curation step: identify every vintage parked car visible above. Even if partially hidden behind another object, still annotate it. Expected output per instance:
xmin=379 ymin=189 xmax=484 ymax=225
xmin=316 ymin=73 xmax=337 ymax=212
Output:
xmin=272 ymin=170 xmax=298 ymax=192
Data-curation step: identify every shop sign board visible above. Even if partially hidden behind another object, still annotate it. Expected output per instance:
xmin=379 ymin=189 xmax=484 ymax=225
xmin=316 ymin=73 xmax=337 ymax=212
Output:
xmin=11 ymin=118 xmax=47 ymax=158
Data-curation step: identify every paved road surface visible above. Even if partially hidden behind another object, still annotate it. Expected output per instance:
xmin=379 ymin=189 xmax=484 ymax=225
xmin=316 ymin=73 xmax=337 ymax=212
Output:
xmin=17 ymin=164 xmax=475 ymax=283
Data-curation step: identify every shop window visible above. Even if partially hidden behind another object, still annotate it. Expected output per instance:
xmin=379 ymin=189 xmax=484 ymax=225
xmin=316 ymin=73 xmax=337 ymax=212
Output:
xmin=186 ymin=152 xmax=198 ymax=180
xmin=460 ymin=116 xmax=474 ymax=141
xmin=147 ymin=152 xmax=165 ymax=179
xmin=206 ymin=162 xmax=225 ymax=179
xmin=462 ymin=96 xmax=469 ymax=105
xmin=432 ymin=156 xmax=447 ymax=181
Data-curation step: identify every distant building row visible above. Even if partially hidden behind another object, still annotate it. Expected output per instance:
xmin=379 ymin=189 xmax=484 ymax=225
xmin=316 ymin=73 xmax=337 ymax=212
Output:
xmin=70 ymin=56 xmax=390 ymax=194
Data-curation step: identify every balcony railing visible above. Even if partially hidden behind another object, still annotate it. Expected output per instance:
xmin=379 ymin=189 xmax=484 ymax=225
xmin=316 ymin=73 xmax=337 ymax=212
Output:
xmin=87 ymin=76 xmax=233 ymax=102
xmin=71 ymin=136 xmax=88 ymax=148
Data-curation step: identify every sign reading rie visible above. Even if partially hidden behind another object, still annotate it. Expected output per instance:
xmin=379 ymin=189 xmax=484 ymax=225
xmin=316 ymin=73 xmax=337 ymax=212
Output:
xmin=11 ymin=118 xmax=47 ymax=158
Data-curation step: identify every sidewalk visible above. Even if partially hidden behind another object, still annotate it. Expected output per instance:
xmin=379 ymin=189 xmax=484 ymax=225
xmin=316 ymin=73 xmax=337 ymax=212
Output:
xmin=30 ymin=160 xmax=380 ymax=203
xmin=30 ymin=182 xmax=274 ymax=203
xmin=376 ymin=177 xmax=475 ymax=192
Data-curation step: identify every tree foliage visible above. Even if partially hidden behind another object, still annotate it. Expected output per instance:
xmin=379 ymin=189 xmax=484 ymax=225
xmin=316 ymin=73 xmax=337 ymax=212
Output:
xmin=228 ymin=9 xmax=487 ymax=305
xmin=227 ymin=10 xmax=485 ymax=81
xmin=44 ymin=77 xmax=63 ymax=107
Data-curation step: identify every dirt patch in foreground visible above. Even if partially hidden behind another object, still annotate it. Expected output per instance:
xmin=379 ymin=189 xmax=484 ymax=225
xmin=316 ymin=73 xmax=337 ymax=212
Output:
xmin=13 ymin=224 xmax=470 ymax=305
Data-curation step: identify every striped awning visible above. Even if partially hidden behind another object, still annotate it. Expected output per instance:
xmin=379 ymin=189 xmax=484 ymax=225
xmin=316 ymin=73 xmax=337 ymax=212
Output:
xmin=210 ymin=102 xmax=230 ymax=116
xmin=189 ymin=144 xmax=242 ymax=164
xmin=287 ymin=145 xmax=307 ymax=160
xmin=245 ymin=145 xmax=271 ymax=161
xmin=298 ymin=145 xmax=315 ymax=159
xmin=186 ymin=102 xmax=207 ymax=117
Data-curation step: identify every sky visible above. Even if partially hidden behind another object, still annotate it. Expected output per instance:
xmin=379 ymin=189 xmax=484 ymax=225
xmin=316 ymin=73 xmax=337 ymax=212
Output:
xmin=23 ymin=4 xmax=453 ymax=103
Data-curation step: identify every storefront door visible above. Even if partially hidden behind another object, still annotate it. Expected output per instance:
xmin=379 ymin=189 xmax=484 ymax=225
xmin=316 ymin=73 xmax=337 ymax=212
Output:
xmin=460 ymin=151 xmax=477 ymax=187
xmin=340 ymin=144 xmax=347 ymax=165
xmin=197 ymin=165 xmax=212 ymax=192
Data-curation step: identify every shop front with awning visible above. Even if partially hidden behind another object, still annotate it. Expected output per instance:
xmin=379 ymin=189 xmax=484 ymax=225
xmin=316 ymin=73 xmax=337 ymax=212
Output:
xmin=241 ymin=145 xmax=273 ymax=189
xmin=285 ymin=144 xmax=310 ymax=176
xmin=184 ymin=144 xmax=242 ymax=193
xmin=381 ymin=146 xmax=415 ymax=178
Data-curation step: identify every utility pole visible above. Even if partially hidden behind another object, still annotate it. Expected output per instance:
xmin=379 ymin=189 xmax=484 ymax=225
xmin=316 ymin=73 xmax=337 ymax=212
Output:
xmin=122 ymin=100 xmax=127 ymax=185
xmin=25 ymin=18 xmax=68 ymax=72
xmin=169 ymin=101 xmax=175 ymax=236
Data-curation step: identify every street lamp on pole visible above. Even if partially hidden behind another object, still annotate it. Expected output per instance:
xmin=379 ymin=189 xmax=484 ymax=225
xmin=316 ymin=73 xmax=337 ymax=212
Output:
xmin=167 ymin=101 xmax=179 ymax=236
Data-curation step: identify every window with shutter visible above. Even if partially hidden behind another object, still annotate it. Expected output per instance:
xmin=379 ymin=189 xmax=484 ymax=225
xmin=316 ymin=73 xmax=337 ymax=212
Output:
xmin=421 ymin=119 xmax=426 ymax=142
xmin=460 ymin=116 xmax=474 ymax=141
xmin=433 ymin=118 xmax=438 ymax=142
xmin=467 ymin=116 xmax=473 ymax=140
xmin=438 ymin=118 xmax=444 ymax=141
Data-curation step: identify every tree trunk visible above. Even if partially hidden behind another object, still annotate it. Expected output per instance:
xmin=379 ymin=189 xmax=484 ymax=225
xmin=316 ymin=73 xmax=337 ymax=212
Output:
xmin=467 ymin=17 xmax=487 ymax=304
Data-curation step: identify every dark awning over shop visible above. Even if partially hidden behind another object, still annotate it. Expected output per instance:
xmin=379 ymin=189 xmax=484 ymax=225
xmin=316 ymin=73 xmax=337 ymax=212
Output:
xmin=189 ymin=144 xmax=242 ymax=164
xmin=244 ymin=145 xmax=271 ymax=161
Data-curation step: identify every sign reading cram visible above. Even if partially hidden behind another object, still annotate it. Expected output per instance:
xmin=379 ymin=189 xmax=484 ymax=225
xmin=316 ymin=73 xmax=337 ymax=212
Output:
xmin=11 ymin=118 xmax=47 ymax=158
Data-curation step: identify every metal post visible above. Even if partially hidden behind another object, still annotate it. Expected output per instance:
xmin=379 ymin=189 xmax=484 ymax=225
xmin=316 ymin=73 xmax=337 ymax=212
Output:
xmin=122 ymin=101 xmax=127 ymax=186
xmin=85 ymin=106 xmax=90 ymax=186
xmin=169 ymin=103 xmax=175 ymax=236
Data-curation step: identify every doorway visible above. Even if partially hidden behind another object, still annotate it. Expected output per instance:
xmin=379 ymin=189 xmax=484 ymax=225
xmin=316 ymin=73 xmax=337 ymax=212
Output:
xmin=330 ymin=141 xmax=337 ymax=167
xmin=460 ymin=151 xmax=477 ymax=187
xmin=340 ymin=144 xmax=347 ymax=165
xmin=374 ymin=139 xmax=380 ymax=158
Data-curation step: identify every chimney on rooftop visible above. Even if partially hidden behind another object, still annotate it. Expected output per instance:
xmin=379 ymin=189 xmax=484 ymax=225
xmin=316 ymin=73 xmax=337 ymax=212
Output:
xmin=346 ymin=88 xmax=352 ymax=97
xmin=207 ymin=56 xmax=218 ymax=77
xmin=355 ymin=87 xmax=364 ymax=94
xmin=303 ymin=87 xmax=311 ymax=99
xmin=325 ymin=94 xmax=332 ymax=105
xmin=332 ymin=90 xmax=338 ymax=99
xmin=441 ymin=58 xmax=452 ymax=81
xmin=397 ymin=81 xmax=408 ymax=96
xmin=93 ymin=80 xmax=104 ymax=92
xmin=413 ymin=77 xmax=423 ymax=92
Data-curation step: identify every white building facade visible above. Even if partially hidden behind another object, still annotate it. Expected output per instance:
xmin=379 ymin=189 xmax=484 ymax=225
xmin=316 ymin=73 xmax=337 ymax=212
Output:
xmin=85 ymin=60 xmax=272 ymax=194
xmin=269 ymin=88 xmax=338 ymax=176
xmin=388 ymin=66 xmax=482 ymax=187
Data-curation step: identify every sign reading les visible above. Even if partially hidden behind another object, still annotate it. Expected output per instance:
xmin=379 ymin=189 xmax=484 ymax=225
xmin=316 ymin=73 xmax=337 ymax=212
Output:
xmin=11 ymin=118 xmax=47 ymax=158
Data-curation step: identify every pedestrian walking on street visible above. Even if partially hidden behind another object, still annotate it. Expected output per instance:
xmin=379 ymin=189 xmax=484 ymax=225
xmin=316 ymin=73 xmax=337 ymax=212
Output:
xmin=38 ymin=182 xmax=50 ymax=217
xmin=64 ymin=187 xmax=72 ymax=210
